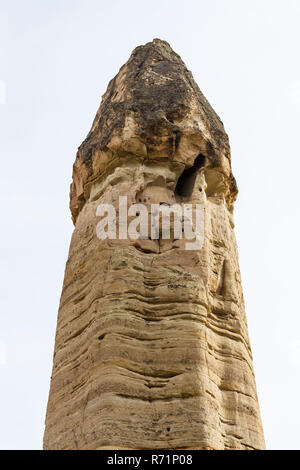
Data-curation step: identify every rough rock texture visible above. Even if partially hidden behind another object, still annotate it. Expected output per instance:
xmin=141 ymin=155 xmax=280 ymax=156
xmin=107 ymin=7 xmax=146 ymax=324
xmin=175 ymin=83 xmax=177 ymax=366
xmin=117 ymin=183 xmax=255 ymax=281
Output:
xmin=44 ymin=39 xmax=265 ymax=450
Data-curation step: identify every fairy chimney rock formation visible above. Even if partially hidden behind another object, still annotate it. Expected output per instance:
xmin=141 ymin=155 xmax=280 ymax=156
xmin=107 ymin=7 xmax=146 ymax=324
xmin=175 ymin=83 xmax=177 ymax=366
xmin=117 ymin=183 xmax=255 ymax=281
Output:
xmin=44 ymin=39 xmax=265 ymax=450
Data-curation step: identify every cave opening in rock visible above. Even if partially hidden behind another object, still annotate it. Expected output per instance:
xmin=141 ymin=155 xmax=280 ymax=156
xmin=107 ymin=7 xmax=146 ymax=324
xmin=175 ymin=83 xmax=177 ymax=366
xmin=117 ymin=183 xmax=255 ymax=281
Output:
xmin=175 ymin=154 xmax=205 ymax=198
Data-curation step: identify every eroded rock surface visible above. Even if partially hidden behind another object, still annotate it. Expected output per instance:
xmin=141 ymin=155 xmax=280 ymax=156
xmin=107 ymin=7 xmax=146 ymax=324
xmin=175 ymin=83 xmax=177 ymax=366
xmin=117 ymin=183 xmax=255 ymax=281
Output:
xmin=44 ymin=39 xmax=265 ymax=450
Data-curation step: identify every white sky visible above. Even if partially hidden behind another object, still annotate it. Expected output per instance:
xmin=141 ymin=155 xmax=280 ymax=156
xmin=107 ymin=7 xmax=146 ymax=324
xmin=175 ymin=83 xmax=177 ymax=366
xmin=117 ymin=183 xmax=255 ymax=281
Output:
xmin=0 ymin=0 xmax=300 ymax=450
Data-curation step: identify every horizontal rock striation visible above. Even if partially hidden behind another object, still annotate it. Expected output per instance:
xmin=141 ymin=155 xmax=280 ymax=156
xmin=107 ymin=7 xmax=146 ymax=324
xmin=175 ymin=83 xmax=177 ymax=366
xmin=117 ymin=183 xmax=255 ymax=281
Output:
xmin=44 ymin=39 xmax=265 ymax=450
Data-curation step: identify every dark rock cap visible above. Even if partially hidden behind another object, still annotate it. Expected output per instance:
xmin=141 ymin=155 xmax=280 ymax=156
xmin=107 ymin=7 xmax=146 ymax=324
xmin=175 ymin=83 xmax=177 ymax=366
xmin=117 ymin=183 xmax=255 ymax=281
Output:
xmin=70 ymin=38 xmax=237 ymax=223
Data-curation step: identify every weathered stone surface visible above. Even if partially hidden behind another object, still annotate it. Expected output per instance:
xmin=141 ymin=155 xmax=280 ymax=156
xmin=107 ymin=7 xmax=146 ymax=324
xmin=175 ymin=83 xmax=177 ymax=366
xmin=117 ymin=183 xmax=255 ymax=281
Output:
xmin=44 ymin=39 xmax=265 ymax=450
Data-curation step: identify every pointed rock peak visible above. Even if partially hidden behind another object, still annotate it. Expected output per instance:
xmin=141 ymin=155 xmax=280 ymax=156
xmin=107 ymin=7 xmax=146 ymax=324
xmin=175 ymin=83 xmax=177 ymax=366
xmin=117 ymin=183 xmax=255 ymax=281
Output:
xmin=70 ymin=39 xmax=236 ymax=223
xmin=130 ymin=38 xmax=183 ymax=62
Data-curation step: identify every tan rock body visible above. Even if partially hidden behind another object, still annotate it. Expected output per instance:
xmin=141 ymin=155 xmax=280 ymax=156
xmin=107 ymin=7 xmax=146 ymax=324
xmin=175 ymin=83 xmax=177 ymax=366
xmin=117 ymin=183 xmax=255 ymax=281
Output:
xmin=44 ymin=39 xmax=265 ymax=450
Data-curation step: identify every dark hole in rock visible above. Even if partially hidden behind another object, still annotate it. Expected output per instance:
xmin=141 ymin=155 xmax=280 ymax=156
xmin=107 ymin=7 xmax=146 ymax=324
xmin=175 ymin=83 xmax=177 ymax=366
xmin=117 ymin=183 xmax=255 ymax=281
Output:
xmin=175 ymin=154 xmax=205 ymax=198
xmin=174 ymin=131 xmax=181 ymax=149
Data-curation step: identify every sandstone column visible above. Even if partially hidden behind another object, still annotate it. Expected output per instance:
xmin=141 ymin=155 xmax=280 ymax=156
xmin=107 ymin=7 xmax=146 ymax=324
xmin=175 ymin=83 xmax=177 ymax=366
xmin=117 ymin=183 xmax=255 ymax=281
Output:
xmin=43 ymin=39 xmax=265 ymax=450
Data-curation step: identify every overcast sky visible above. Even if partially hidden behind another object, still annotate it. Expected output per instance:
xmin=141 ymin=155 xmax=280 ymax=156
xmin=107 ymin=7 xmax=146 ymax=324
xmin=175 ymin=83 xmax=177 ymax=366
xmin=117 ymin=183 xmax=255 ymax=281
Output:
xmin=0 ymin=0 xmax=300 ymax=450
